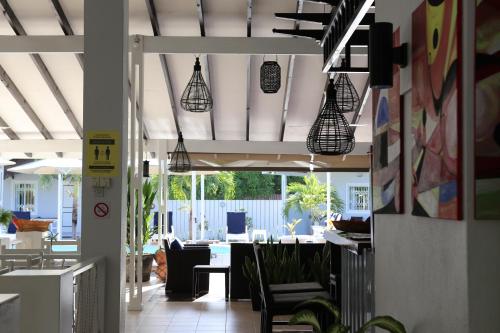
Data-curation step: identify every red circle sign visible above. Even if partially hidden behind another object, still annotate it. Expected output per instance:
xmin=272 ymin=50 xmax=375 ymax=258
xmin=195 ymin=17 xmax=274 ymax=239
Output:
xmin=94 ymin=202 xmax=109 ymax=218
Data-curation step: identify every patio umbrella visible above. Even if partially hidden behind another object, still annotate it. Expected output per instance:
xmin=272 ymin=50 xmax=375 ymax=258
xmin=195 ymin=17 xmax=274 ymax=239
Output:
xmin=0 ymin=158 xmax=15 ymax=166
xmin=7 ymin=158 xmax=82 ymax=175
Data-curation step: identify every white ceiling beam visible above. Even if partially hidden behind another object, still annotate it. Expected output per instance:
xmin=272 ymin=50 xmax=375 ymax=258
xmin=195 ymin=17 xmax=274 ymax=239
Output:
xmin=0 ymin=139 xmax=371 ymax=155
xmin=142 ymin=36 xmax=322 ymax=55
xmin=0 ymin=36 xmax=323 ymax=55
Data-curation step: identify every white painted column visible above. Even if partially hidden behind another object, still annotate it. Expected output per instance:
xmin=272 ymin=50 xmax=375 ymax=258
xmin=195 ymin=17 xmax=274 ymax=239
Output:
xmin=200 ymin=174 xmax=205 ymax=240
xmin=157 ymin=143 xmax=164 ymax=245
xmin=164 ymin=160 xmax=169 ymax=240
xmin=191 ymin=171 xmax=197 ymax=241
xmin=81 ymin=0 xmax=129 ymax=331
xmin=326 ymin=172 xmax=331 ymax=219
xmin=57 ymin=174 xmax=63 ymax=240
xmin=281 ymin=175 xmax=287 ymax=226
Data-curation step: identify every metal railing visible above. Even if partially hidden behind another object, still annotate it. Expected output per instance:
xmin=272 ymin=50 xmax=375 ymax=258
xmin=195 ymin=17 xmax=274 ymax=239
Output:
xmin=71 ymin=256 xmax=105 ymax=333
xmin=341 ymin=247 xmax=374 ymax=331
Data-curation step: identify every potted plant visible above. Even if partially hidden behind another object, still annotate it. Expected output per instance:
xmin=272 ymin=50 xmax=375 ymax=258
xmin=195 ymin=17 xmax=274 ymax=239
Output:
xmin=126 ymin=171 xmax=158 ymax=282
xmin=283 ymin=174 xmax=343 ymax=236
xmin=283 ymin=218 xmax=302 ymax=239
xmin=242 ymin=256 xmax=260 ymax=310
xmin=0 ymin=208 xmax=13 ymax=229
xmin=290 ymin=297 xmax=406 ymax=333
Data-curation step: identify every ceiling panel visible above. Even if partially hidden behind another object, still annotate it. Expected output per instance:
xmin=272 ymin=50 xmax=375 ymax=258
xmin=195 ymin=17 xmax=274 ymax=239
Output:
xmin=211 ymin=54 xmax=247 ymax=140
xmin=143 ymin=53 xmax=178 ymax=139
xmin=155 ymin=0 xmax=200 ymax=36
xmin=204 ymin=0 xmax=247 ymax=37
xmin=0 ymin=53 xmax=78 ymax=139
xmin=284 ymin=55 xmax=326 ymax=141
xmin=248 ymin=55 xmax=289 ymax=141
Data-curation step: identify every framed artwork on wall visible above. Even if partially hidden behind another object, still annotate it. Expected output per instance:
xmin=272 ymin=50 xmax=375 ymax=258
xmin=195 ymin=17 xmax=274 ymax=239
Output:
xmin=411 ymin=0 xmax=462 ymax=220
xmin=475 ymin=0 xmax=500 ymax=220
xmin=372 ymin=28 xmax=404 ymax=214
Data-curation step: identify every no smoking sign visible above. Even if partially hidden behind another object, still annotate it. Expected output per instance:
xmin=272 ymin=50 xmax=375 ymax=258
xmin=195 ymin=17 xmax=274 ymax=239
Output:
xmin=94 ymin=202 xmax=110 ymax=219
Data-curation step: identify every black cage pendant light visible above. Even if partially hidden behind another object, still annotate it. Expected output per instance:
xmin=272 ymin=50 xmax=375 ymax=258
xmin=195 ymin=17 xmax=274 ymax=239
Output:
xmin=335 ymin=59 xmax=360 ymax=113
xmin=260 ymin=55 xmax=281 ymax=93
xmin=180 ymin=57 xmax=213 ymax=112
xmin=306 ymin=79 xmax=355 ymax=155
xmin=169 ymin=132 xmax=191 ymax=173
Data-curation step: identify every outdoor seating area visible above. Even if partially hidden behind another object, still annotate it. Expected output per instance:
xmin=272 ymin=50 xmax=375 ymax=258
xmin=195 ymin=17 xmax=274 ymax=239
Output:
xmin=0 ymin=0 xmax=498 ymax=332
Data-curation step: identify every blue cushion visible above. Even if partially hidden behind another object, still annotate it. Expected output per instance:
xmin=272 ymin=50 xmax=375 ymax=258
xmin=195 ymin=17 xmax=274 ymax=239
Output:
xmin=7 ymin=223 xmax=17 ymax=234
xmin=153 ymin=211 xmax=173 ymax=234
xmin=227 ymin=212 xmax=246 ymax=234
xmin=8 ymin=211 xmax=32 ymax=234
xmin=170 ymin=237 xmax=184 ymax=251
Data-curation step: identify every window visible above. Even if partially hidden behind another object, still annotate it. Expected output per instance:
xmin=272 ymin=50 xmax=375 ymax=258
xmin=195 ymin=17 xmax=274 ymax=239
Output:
xmin=347 ymin=184 xmax=370 ymax=212
xmin=13 ymin=182 xmax=37 ymax=214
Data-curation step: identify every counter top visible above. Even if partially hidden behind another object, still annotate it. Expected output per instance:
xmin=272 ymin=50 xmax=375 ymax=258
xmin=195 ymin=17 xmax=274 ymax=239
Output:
xmin=323 ymin=229 xmax=371 ymax=255
xmin=0 ymin=294 xmax=19 ymax=304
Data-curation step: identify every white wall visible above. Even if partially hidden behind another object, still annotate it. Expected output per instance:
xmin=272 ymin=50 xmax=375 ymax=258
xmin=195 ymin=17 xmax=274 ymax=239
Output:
xmin=3 ymin=174 xmax=58 ymax=218
xmin=375 ymin=1 xmax=500 ymax=332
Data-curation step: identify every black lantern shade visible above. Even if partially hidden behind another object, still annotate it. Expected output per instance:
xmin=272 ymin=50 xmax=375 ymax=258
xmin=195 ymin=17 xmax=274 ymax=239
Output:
xmin=306 ymin=79 xmax=355 ymax=155
xmin=180 ymin=57 xmax=213 ymax=112
xmin=260 ymin=57 xmax=281 ymax=93
xmin=169 ymin=132 xmax=191 ymax=173
xmin=143 ymin=160 xmax=150 ymax=178
xmin=335 ymin=59 xmax=360 ymax=113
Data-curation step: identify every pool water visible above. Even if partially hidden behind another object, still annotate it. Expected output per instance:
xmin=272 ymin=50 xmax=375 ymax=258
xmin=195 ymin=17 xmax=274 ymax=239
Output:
xmin=52 ymin=243 xmax=231 ymax=255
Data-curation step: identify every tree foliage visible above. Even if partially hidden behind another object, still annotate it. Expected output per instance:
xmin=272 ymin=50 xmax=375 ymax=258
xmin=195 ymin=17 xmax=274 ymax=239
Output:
xmin=284 ymin=173 xmax=343 ymax=224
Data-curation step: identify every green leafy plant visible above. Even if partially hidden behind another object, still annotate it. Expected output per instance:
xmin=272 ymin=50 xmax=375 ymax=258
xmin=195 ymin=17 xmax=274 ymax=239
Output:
xmin=45 ymin=231 xmax=59 ymax=248
xmin=284 ymin=218 xmax=302 ymax=237
xmin=127 ymin=170 xmax=158 ymax=249
xmin=309 ymin=243 xmax=331 ymax=289
xmin=289 ymin=297 xmax=406 ymax=333
xmin=284 ymin=174 xmax=343 ymax=226
xmin=0 ymin=208 xmax=13 ymax=227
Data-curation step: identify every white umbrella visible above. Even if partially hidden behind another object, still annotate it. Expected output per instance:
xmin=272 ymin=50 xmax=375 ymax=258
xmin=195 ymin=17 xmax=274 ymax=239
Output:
xmin=7 ymin=158 xmax=82 ymax=175
xmin=0 ymin=158 xmax=15 ymax=166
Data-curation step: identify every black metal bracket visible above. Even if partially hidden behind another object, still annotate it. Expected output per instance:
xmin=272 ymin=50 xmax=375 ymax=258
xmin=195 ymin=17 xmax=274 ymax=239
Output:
xmin=393 ymin=43 xmax=408 ymax=68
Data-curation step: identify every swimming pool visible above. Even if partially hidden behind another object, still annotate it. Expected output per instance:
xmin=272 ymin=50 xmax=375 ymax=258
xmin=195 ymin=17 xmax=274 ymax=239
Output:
xmin=52 ymin=243 xmax=230 ymax=255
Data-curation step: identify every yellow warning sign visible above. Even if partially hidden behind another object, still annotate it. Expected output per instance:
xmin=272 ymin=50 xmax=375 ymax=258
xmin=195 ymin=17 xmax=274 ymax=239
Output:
xmin=85 ymin=131 xmax=120 ymax=177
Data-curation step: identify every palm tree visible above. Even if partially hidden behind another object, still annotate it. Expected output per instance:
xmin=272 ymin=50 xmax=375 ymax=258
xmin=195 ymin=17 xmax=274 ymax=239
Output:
xmin=283 ymin=174 xmax=343 ymax=225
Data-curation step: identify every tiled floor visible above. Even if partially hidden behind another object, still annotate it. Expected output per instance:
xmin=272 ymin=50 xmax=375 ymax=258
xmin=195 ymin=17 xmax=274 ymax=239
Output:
xmin=125 ymin=253 xmax=312 ymax=333
xmin=125 ymin=291 xmax=260 ymax=333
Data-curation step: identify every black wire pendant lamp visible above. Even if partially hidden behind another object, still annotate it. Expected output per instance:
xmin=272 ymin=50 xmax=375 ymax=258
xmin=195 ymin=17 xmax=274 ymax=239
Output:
xmin=169 ymin=132 xmax=191 ymax=173
xmin=306 ymin=79 xmax=355 ymax=155
xmin=335 ymin=59 xmax=360 ymax=113
xmin=180 ymin=57 xmax=213 ymax=112
xmin=260 ymin=55 xmax=281 ymax=93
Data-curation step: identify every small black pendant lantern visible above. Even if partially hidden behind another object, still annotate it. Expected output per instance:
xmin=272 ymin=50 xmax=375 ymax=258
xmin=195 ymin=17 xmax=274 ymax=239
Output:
xmin=335 ymin=59 xmax=360 ymax=113
xmin=306 ymin=79 xmax=355 ymax=155
xmin=260 ymin=55 xmax=281 ymax=93
xmin=143 ymin=160 xmax=150 ymax=178
xmin=169 ymin=132 xmax=191 ymax=173
xmin=180 ymin=57 xmax=213 ymax=112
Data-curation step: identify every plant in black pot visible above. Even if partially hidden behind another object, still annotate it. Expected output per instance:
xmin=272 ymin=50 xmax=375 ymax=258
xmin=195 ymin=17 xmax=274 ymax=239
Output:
xmin=242 ymin=255 xmax=260 ymax=311
xmin=126 ymin=170 xmax=158 ymax=282
xmin=242 ymin=238 xmax=306 ymax=311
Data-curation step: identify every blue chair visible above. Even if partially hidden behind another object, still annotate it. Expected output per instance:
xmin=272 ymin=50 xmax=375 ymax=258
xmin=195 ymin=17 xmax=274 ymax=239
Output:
xmin=154 ymin=211 xmax=174 ymax=237
xmin=226 ymin=212 xmax=249 ymax=242
xmin=7 ymin=211 xmax=31 ymax=234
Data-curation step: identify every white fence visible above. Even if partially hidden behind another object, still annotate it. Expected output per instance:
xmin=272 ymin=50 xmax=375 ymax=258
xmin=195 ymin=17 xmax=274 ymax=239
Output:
xmin=166 ymin=200 xmax=288 ymax=241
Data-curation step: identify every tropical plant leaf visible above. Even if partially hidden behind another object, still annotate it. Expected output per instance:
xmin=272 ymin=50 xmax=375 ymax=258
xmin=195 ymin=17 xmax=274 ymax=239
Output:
xmin=357 ymin=316 xmax=406 ymax=333
xmin=294 ymin=297 xmax=341 ymax=324
xmin=289 ymin=310 xmax=322 ymax=333
xmin=327 ymin=324 xmax=350 ymax=333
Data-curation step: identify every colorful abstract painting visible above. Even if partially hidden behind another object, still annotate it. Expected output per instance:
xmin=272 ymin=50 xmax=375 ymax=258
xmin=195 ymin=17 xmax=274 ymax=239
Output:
xmin=411 ymin=0 xmax=462 ymax=219
xmin=475 ymin=0 xmax=500 ymax=220
xmin=372 ymin=29 xmax=403 ymax=214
